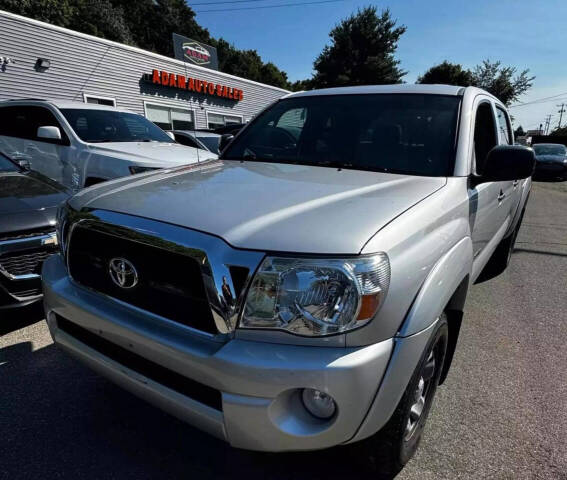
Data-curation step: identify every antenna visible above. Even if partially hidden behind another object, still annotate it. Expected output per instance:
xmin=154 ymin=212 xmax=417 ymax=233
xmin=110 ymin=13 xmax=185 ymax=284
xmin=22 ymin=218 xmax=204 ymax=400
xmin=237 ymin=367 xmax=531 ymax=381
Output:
xmin=181 ymin=46 xmax=201 ymax=165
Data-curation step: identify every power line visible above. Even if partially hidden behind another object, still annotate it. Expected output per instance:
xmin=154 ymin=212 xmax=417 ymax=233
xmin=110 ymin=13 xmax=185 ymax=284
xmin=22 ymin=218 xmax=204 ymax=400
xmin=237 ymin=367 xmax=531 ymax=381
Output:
xmin=195 ymin=0 xmax=348 ymax=13
xmin=191 ymin=0 xmax=279 ymax=5
xmin=509 ymin=91 xmax=567 ymax=108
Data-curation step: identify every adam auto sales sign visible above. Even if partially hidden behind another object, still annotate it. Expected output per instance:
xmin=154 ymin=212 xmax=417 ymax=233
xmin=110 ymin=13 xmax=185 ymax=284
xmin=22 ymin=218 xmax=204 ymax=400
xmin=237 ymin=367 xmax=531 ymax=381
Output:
xmin=173 ymin=33 xmax=219 ymax=71
xmin=183 ymin=41 xmax=211 ymax=66
xmin=147 ymin=69 xmax=244 ymax=102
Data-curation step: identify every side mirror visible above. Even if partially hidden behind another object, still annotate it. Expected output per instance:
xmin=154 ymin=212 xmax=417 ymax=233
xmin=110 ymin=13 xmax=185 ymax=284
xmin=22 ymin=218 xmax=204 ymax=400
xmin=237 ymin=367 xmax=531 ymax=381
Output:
xmin=475 ymin=145 xmax=535 ymax=184
xmin=219 ymin=134 xmax=234 ymax=152
xmin=37 ymin=126 xmax=62 ymax=141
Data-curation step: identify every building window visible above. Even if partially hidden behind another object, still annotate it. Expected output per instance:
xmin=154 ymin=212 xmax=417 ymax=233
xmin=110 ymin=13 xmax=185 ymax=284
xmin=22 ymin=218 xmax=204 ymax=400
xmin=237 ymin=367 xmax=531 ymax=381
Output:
xmin=207 ymin=112 xmax=242 ymax=130
xmin=83 ymin=94 xmax=116 ymax=107
xmin=145 ymin=103 xmax=194 ymax=130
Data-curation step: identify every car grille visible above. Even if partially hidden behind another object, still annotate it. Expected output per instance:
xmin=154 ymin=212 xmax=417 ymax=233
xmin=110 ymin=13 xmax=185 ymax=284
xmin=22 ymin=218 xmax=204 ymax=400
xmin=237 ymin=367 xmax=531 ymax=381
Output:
xmin=0 ymin=248 xmax=53 ymax=277
xmin=10 ymin=287 xmax=42 ymax=297
xmin=0 ymin=227 xmax=55 ymax=242
xmin=67 ymin=225 xmax=217 ymax=334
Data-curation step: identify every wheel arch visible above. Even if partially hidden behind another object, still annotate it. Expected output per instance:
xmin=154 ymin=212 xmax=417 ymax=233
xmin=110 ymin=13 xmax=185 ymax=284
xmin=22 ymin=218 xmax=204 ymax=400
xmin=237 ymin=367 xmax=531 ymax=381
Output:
xmin=397 ymin=236 xmax=472 ymax=338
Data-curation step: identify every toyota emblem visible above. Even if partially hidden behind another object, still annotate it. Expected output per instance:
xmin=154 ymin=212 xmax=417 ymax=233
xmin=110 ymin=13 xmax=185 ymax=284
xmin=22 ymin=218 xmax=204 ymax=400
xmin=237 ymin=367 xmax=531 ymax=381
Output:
xmin=108 ymin=257 xmax=138 ymax=289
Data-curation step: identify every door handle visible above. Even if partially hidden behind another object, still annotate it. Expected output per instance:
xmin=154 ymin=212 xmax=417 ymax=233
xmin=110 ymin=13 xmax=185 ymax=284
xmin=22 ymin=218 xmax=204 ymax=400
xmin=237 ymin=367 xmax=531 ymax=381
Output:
xmin=497 ymin=190 xmax=506 ymax=202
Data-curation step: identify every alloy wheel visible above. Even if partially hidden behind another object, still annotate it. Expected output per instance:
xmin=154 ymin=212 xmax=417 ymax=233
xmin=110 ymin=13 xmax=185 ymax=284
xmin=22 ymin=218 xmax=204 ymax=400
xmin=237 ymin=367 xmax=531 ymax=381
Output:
xmin=404 ymin=349 xmax=437 ymax=441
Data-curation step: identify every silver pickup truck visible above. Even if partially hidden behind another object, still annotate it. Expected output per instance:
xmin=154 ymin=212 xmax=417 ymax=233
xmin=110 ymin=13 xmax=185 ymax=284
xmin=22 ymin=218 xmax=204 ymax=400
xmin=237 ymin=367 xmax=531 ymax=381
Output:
xmin=42 ymin=85 xmax=534 ymax=473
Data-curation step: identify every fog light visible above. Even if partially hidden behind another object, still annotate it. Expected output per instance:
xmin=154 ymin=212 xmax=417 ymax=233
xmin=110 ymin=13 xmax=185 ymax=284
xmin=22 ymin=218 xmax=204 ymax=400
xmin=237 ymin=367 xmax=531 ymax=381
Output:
xmin=301 ymin=388 xmax=336 ymax=419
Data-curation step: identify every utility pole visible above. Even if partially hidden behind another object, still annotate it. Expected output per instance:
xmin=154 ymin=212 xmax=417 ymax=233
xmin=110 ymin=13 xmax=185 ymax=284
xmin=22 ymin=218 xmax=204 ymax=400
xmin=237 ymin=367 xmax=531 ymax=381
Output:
xmin=544 ymin=114 xmax=552 ymax=135
xmin=557 ymin=103 xmax=566 ymax=129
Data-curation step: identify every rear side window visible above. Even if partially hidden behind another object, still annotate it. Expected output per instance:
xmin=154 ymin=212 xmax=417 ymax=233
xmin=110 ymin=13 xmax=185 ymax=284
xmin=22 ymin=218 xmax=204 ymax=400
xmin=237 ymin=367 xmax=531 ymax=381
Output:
xmin=496 ymin=107 xmax=512 ymax=145
xmin=473 ymin=103 xmax=498 ymax=174
xmin=0 ymin=106 xmax=66 ymax=142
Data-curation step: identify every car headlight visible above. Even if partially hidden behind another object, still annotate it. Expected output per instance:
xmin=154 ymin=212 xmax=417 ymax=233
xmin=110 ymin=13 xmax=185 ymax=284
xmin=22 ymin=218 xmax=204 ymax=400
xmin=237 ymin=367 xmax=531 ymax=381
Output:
xmin=240 ymin=254 xmax=390 ymax=336
xmin=128 ymin=166 xmax=161 ymax=175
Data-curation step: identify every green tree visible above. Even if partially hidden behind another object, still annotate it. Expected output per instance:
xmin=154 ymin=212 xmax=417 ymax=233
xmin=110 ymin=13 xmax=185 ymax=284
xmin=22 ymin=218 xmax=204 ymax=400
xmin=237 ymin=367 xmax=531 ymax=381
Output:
xmin=289 ymin=79 xmax=313 ymax=92
xmin=108 ymin=0 xmax=210 ymax=57
xmin=72 ymin=0 xmax=133 ymax=44
xmin=471 ymin=60 xmax=534 ymax=106
xmin=417 ymin=59 xmax=534 ymax=105
xmin=514 ymin=125 xmax=526 ymax=137
xmin=550 ymin=126 xmax=567 ymax=136
xmin=310 ymin=7 xmax=406 ymax=88
xmin=0 ymin=0 xmax=75 ymax=26
xmin=416 ymin=61 xmax=473 ymax=86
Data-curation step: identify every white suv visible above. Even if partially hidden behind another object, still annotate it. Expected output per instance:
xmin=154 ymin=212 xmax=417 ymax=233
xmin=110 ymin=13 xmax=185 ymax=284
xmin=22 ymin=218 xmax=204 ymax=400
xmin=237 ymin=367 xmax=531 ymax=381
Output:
xmin=0 ymin=100 xmax=217 ymax=191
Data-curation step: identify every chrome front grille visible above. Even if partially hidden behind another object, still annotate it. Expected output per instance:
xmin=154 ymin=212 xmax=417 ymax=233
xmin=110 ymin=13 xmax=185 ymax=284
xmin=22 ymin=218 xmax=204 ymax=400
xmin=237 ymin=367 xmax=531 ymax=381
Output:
xmin=0 ymin=230 xmax=57 ymax=299
xmin=0 ymin=231 xmax=57 ymax=281
xmin=65 ymin=210 xmax=264 ymax=338
xmin=0 ymin=249 xmax=53 ymax=277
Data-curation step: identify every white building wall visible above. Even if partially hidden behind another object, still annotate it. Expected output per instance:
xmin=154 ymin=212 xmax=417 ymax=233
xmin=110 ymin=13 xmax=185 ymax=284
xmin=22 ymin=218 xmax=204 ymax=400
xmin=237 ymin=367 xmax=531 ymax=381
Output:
xmin=0 ymin=10 xmax=289 ymax=128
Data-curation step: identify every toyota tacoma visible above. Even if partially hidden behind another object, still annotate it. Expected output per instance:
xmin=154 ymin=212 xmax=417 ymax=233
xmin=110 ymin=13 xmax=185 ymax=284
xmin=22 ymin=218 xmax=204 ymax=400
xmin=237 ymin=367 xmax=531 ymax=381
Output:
xmin=42 ymin=85 xmax=535 ymax=473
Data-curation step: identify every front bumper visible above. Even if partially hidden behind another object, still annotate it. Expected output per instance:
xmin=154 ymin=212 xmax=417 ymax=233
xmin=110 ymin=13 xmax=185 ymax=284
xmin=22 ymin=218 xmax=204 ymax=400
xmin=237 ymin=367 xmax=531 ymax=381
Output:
xmin=43 ymin=254 xmax=402 ymax=451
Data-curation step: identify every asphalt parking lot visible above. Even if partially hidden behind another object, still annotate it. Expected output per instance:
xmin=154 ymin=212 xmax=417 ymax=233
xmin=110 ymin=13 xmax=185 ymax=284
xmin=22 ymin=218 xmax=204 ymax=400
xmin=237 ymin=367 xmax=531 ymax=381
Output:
xmin=1 ymin=180 xmax=566 ymax=480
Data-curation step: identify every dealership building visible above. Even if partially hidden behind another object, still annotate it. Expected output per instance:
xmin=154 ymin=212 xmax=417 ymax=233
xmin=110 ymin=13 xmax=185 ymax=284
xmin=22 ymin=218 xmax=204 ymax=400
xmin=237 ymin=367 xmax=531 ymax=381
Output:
xmin=0 ymin=10 xmax=289 ymax=130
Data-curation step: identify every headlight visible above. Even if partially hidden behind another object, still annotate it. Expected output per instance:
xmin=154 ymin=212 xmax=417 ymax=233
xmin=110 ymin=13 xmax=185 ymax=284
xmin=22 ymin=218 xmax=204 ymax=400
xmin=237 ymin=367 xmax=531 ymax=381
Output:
xmin=240 ymin=254 xmax=390 ymax=336
xmin=128 ymin=166 xmax=161 ymax=175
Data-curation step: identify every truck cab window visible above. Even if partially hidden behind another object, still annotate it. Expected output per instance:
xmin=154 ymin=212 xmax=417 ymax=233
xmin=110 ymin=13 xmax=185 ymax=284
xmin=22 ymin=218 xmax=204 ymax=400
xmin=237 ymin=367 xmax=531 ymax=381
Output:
xmin=473 ymin=103 xmax=497 ymax=174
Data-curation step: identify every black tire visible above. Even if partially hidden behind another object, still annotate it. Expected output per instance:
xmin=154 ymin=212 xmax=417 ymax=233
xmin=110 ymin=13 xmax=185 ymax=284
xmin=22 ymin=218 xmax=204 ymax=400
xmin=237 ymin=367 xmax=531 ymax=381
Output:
xmin=476 ymin=206 xmax=525 ymax=283
xmin=353 ymin=314 xmax=449 ymax=477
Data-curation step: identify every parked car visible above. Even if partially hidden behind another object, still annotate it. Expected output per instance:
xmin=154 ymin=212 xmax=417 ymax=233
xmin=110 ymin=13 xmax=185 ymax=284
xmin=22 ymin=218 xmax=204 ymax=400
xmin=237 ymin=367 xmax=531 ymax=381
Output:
xmin=169 ymin=130 xmax=222 ymax=154
xmin=532 ymin=143 xmax=567 ymax=179
xmin=42 ymin=85 xmax=534 ymax=474
xmin=0 ymin=100 xmax=217 ymax=192
xmin=210 ymin=123 xmax=245 ymax=135
xmin=0 ymin=151 xmax=68 ymax=308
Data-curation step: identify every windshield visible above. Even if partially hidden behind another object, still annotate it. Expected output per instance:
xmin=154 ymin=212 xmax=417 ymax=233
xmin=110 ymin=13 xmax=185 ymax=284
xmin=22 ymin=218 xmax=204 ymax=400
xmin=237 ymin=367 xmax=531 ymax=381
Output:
xmin=0 ymin=153 xmax=19 ymax=172
xmin=223 ymin=94 xmax=461 ymax=176
xmin=533 ymin=144 xmax=566 ymax=156
xmin=61 ymin=109 xmax=174 ymax=143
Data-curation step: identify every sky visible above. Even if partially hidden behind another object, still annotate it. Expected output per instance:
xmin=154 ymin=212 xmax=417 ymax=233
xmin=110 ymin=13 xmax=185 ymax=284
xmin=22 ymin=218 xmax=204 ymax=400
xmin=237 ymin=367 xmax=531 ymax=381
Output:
xmin=194 ymin=0 xmax=567 ymax=131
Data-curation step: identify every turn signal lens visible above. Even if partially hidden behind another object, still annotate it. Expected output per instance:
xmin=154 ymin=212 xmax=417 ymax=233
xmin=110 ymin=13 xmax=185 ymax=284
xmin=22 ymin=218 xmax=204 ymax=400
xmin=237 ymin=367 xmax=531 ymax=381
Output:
xmin=357 ymin=293 xmax=382 ymax=321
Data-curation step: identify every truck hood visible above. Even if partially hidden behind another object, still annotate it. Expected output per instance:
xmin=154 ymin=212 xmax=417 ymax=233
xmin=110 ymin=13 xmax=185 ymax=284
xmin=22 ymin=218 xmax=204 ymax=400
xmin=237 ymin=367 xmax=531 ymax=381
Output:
xmin=87 ymin=141 xmax=218 ymax=167
xmin=71 ymin=161 xmax=446 ymax=254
